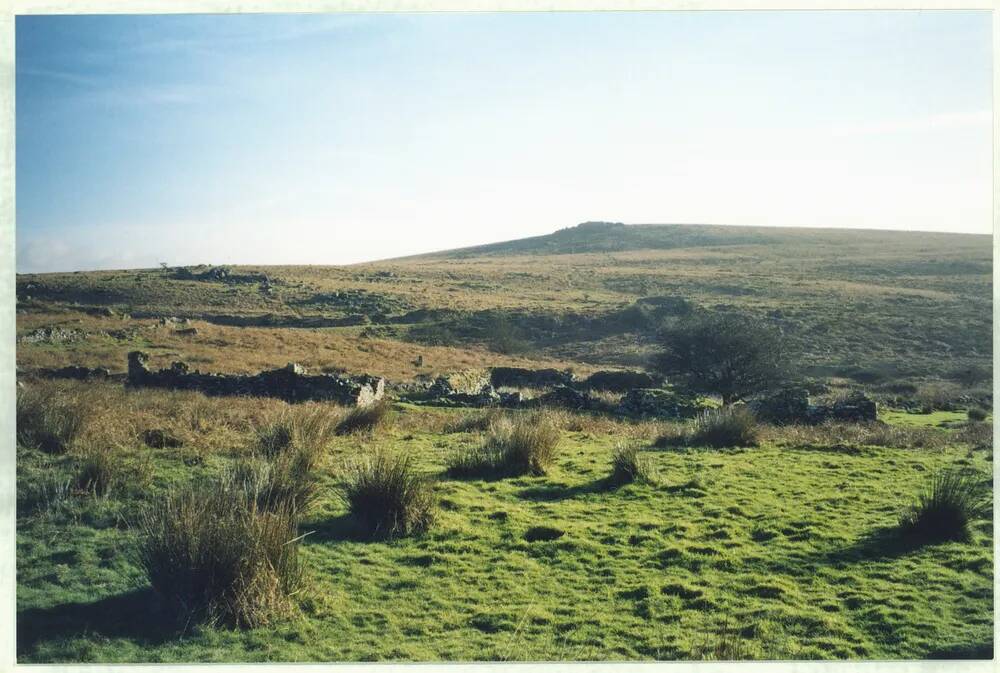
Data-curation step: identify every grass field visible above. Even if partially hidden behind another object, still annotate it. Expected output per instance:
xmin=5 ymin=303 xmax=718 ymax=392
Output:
xmin=14 ymin=223 xmax=993 ymax=662
xmin=15 ymin=381 xmax=993 ymax=662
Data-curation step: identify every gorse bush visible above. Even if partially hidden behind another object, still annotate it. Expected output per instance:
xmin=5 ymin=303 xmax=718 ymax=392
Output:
xmin=447 ymin=411 xmax=561 ymax=478
xmin=341 ymin=449 xmax=435 ymax=537
xmin=899 ymin=468 xmax=990 ymax=544
xmin=336 ymin=400 xmax=389 ymax=435
xmin=17 ymin=384 xmax=88 ymax=454
xmin=607 ymin=443 xmax=656 ymax=487
xmin=137 ymin=479 xmax=303 ymax=628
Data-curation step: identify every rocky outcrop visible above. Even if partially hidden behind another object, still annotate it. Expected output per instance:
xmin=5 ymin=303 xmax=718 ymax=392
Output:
xmin=490 ymin=367 xmax=575 ymax=388
xmin=126 ymin=351 xmax=384 ymax=406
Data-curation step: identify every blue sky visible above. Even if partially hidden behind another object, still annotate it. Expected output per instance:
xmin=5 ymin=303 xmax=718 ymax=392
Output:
xmin=16 ymin=11 xmax=992 ymax=273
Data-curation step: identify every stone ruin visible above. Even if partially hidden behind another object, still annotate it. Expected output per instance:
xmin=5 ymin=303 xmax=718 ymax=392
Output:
xmin=750 ymin=387 xmax=877 ymax=424
xmin=126 ymin=351 xmax=385 ymax=406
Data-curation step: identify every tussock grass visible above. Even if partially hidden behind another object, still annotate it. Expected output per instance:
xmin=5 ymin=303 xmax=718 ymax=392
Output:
xmin=137 ymin=479 xmax=304 ymax=628
xmin=656 ymin=406 xmax=758 ymax=449
xmin=75 ymin=445 xmax=119 ymax=497
xmin=447 ymin=411 xmax=561 ymax=478
xmin=341 ymin=449 xmax=435 ymax=537
xmin=607 ymin=443 xmax=657 ymax=487
xmin=899 ymin=469 xmax=990 ymax=544
xmin=444 ymin=408 xmax=505 ymax=434
xmin=240 ymin=407 xmax=335 ymax=516
xmin=336 ymin=400 xmax=389 ymax=435
xmin=16 ymin=384 xmax=89 ymax=454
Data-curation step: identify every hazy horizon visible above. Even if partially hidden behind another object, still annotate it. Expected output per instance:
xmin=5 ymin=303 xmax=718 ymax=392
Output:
xmin=16 ymin=11 xmax=993 ymax=274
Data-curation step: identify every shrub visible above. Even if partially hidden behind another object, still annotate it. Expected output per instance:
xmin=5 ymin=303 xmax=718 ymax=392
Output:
xmin=336 ymin=401 xmax=389 ymax=435
xmin=447 ymin=411 xmax=561 ymax=478
xmin=137 ymin=480 xmax=303 ymax=628
xmin=899 ymin=469 xmax=990 ymax=544
xmin=653 ymin=312 xmax=793 ymax=404
xmin=967 ymin=407 xmax=988 ymax=422
xmin=607 ymin=443 xmax=656 ymax=486
xmin=341 ymin=449 xmax=435 ymax=537
xmin=16 ymin=384 xmax=88 ymax=454
xmin=659 ymin=406 xmax=759 ymax=448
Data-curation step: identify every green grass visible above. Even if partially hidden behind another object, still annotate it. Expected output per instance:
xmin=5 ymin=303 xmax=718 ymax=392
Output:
xmin=16 ymin=400 xmax=992 ymax=662
xmin=880 ymin=409 xmax=972 ymax=428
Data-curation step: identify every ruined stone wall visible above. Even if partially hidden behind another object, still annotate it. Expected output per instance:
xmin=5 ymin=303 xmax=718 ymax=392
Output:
xmin=126 ymin=352 xmax=384 ymax=406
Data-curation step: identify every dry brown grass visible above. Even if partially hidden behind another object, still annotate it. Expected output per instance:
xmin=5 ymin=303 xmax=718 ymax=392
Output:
xmin=137 ymin=479 xmax=304 ymax=628
xmin=762 ymin=421 xmax=953 ymax=451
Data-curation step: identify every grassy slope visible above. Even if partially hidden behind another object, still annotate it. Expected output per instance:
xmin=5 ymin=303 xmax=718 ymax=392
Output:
xmin=15 ymin=385 xmax=992 ymax=663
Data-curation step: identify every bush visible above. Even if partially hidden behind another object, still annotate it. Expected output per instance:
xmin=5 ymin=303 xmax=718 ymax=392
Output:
xmin=16 ymin=384 xmax=88 ymax=454
xmin=446 ymin=411 xmax=561 ymax=478
xmin=899 ymin=469 xmax=990 ymax=544
xmin=336 ymin=401 xmax=389 ymax=435
xmin=607 ymin=443 xmax=656 ymax=486
xmin=967 ymin=407 xmax=988 ymax=422
xmin=341 ymin=449 xmax=435 ymax=537
xmin=658 ymin=406 xmax=759 ymax=448
xmin=653 ymin=312 xmax=793 ymax=404
xmin=137 ymin=480 xmax=303 ymax=628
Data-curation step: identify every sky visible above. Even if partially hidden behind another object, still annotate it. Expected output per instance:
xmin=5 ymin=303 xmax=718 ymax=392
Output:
xmin=15 ymin=10 xmax=993 ymax=273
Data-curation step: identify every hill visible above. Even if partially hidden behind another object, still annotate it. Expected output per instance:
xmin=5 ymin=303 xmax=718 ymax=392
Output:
xmin=16 ymin=222 xmax=992 ymax=402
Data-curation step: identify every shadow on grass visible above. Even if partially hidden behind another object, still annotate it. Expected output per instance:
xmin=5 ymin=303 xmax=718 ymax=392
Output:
xmin=517 ymin=479 xmax=610 ymax=501
xmin=925 ymin=642 xmax=993 ymax=659
xmin=17 ymin=587 xmax=180 ymax=657
xmin=300 ymin=514 xmax=370 ymax=543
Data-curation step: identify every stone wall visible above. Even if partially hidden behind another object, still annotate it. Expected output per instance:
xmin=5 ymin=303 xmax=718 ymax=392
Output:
xmin=126 ymin=351 xmax=384 ymax=406
xmin=489 ymin=367 xmax=575 ymax=389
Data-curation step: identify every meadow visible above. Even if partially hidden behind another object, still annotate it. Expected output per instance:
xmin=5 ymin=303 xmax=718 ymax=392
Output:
xmin=14 ymin=223 xmax=993 ymax=662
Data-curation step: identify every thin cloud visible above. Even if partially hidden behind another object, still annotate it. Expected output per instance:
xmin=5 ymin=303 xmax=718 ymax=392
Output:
xmin=827 ymin=110 xmax=991 ymax=137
